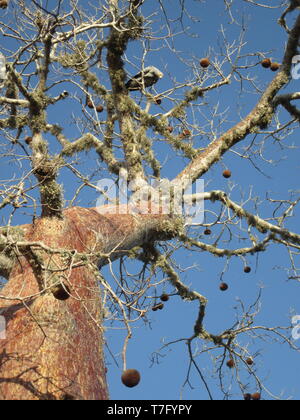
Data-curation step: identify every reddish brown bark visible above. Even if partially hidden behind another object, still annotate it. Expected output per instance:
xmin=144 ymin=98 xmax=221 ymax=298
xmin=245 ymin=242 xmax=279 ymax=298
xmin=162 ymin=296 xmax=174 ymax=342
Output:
xmin=0 ymin=206 xmax=172 ymax=400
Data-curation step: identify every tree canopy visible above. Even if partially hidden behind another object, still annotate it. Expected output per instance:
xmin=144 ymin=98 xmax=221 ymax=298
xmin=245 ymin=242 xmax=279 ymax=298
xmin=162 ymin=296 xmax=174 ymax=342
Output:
xmin=0 ymin=0 xmax=300 ymax=400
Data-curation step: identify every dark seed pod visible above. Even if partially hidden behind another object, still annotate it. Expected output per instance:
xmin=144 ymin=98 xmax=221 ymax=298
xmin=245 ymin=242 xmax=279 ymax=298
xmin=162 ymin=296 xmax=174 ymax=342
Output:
xmin=200 ymin=57 xmax=210 ymax=68
xmin=204 ymin=228 xmax=212 ymax=235
xmin=121 ymin=369 xmax=141 ymax=388
xmin=223 ymin=169 xmax=231 ymax=179
xmin=270 ymin=62 xmax=280 ymax=72
xmin=261 ymin=58 xmax=271 ymax=68
xmin=226 ymin=359 xmax=235 ymax=369
xmin=251 ymin=392 xmax=261 ymax=401
xmin=52 ymin=283 xmax=71 ymax=301
xmin=220 ymin=282 xmax=229 ymax=291
xmin=0 ymin=0 xmax=8 ymax=9
xmin=96 ymin=105 xmax=104 ymax=113
xmin=87 ymin=100 xmax=94 ymax=109
xmin=160 ymin=294 xmax=169 ymax=302
xmin=182 ymin=129 xmax=191 ymax=137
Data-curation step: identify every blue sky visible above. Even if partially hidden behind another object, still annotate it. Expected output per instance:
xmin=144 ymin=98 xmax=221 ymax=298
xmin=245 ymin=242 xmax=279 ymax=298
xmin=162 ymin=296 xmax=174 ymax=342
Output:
xmin=1 ymin=0 xmax=300 ymax=400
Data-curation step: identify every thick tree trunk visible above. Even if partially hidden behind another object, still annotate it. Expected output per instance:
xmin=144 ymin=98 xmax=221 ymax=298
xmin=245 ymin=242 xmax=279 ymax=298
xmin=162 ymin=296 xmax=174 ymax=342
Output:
xmin=0 ymin=206 xmax=175 ymax=399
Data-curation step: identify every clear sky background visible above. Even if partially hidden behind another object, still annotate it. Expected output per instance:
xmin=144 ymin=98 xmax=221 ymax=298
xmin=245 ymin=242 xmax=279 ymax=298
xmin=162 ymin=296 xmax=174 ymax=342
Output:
xmin=0 ymin=0 xmax=300 ymax=401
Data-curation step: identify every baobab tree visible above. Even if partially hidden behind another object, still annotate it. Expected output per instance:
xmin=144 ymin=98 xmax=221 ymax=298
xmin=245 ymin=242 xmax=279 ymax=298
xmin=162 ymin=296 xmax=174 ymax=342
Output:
xmin=0 ymin=0 xmax=300 ymax=400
